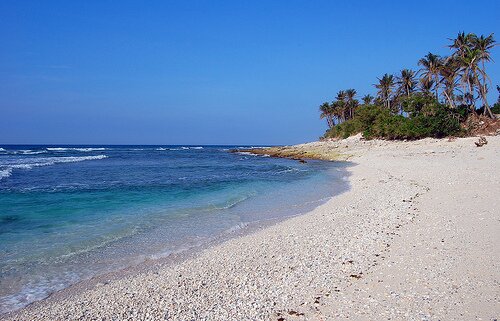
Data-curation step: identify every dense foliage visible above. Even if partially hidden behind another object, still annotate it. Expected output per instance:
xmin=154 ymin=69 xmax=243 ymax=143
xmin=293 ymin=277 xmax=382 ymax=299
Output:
xmin=320 ymin=32 xmax=498 ymax=140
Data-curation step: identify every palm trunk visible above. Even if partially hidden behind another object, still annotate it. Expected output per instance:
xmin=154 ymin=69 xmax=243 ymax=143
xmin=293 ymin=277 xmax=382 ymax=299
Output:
xmin=442 ymin=90 xmax=455 ymax=109
xmin=467 ymin=74 xmax=475 ymax=112
xmin=479 ymin=61 xmax=494 ymax=118
xmin=478 ymin=83 xmax=494 ymax=118
xmin=434 ymin=74 xmax=439 ymax=100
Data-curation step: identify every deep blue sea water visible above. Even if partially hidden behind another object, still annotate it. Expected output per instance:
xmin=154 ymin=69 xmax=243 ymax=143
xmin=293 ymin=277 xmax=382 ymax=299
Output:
xmin=0 ymin=145 xmax=349 ymax=314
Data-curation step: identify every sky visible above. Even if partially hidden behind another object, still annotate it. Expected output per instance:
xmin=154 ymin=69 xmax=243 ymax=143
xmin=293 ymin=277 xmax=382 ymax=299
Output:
xmin=1 ymin=0 xmax=499 ymax=145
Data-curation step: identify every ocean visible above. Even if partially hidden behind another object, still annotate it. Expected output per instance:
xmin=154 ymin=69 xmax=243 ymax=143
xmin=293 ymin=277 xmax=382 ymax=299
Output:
xmin=0 ymin=145 xmax=349 ymax=314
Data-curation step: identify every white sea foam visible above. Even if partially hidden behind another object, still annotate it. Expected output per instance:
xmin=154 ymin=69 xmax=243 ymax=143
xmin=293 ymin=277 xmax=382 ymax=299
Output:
xmin=0 ymin=155 xmax=108 ymax=180
xmin=18 ymin=150 xmax=47 ymax=155
xmin=0 ymin=148 xmax=6 ymax=152
xmin=74 ymin=148 xmax=107 ymax=152
xmin=236 ymin=152 xmax=259 ymax=156
xmin=46 ymin=148 xmax=69 ymax=151
xmin=157 ymin=147 xmax=203 ymax=151
xmin=0 ymin=168 xmax=12 ymax=180
xmin=46 ymin=147 xmax=107 ymax=152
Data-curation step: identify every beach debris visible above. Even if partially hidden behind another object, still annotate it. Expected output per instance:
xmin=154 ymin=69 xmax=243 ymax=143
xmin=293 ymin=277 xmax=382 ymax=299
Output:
xmin=474 ymin=136 xmax=488 ymax=147
xmin=288 ymin=310 xmax=304 ymax=316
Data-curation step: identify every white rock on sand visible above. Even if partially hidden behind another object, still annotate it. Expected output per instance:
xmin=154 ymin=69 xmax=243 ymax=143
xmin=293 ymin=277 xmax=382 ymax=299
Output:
xmin=4 ymin=136 xmax=499 ymax=321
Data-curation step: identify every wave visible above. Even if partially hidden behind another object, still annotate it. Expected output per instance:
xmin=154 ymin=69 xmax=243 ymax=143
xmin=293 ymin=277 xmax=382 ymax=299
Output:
xmin=46 ymin=148 xmax=107 ymax=152
xmin=18 ymin=150 xmax=47 ymax=155
xmin=156 ymin=146 xmax=203 ymax=151
xmin=0 ymin=155 xmax=108 ymax=181
xmin=0 ymin=168 xmax=12 ymax=180
xmin=236 ymin=151 xmax=259 ymax=156
xmin=0 ymin=149 xmax=47 ymax=155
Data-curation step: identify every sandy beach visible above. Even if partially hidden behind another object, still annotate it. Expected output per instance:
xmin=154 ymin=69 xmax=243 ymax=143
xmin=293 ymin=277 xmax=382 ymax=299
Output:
xmin=4 ymin=135 xmax=499 ymax=320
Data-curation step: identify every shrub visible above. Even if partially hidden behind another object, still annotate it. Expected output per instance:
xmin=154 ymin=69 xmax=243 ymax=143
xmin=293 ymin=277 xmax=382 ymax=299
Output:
xmin=323 ymin=97 xmax=462 ymax=140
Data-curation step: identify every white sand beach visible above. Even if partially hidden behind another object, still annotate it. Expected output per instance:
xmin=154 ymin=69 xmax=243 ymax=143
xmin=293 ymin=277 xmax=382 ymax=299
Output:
xmin=5 ymin=135 xmax=499 ymax=320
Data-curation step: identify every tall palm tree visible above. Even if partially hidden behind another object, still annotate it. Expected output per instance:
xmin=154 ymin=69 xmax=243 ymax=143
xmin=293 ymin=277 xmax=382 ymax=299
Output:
xmin=335 ymin=90 xmax=348 ymax=121
xmin=331 ymin=100 xmax=345 ymax=124
xmin=448 ymin=32 xmax=483 ymax=112
xmin=472 ymin=33 xmax=496 ymax=117
xmin=439 ymin=57 xmax=460 ymax=108
xmin=454 ymin=46 xmax=482 ymax=112
xmin=397 ymin=69 xmax=416 ymax=97
xmin=374 ymin=74 xmax=395 ymax=109
xmin=419 ymin=78 xmax=434 ymax=96
xmin=345 ymin=89 xmax=357 ymax=119
xmin=319 ymin=102 xmax=334 ymax=128
xmin=361 ymin=94 xmax=374 ymax=105
xmin=418 ymin=53 xmax=442 ymax=99
xmin=449 ymin=32 xmax=475 ymax=58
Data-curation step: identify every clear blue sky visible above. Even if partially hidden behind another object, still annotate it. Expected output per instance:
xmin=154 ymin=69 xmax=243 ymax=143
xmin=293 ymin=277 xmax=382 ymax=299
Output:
xmin=1 ymin=0 xmax=499 ymax=145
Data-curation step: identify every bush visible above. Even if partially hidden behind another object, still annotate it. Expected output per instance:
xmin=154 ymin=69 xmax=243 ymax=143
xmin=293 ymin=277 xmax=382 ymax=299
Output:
xmin=324 ymin=97 xmax=462 ymax=140
xmin=491 ymin=103 xmax=500 ymax=114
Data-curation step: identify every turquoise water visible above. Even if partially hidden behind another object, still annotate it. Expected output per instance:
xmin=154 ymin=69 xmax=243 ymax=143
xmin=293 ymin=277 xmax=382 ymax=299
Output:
xmin=0 ymin=145 xmax=349 ymax=313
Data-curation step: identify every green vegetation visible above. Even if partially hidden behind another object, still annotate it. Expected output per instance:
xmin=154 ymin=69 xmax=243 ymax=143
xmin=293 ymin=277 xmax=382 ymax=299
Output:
xmin=320 ymin=32 xmax=498 ymax=140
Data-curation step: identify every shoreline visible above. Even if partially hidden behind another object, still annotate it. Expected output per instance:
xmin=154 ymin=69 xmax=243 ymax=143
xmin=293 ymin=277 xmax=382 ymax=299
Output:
xmin=1 ymin=161 xmax=351 ymax=317
xmin=4 ymin=135 xmax=500 ymax=320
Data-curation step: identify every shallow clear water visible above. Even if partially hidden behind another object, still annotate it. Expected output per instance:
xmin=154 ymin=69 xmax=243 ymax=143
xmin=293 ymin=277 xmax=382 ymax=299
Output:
xmin=0 ymin=145 xmax=349 ymax=313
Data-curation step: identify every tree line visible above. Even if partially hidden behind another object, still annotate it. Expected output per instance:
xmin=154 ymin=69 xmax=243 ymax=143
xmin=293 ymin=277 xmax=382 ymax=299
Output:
xmin=320 ymin=32 xmax=498 ymax=139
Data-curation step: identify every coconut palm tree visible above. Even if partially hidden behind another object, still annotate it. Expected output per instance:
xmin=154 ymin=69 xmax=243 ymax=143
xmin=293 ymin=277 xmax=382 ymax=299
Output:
xmin=345 ymin=89 xmax=357 ymax=119
xmin=472 ymin=33 xmax=496 ymax=117
xmin=330 ymin=100 xmax=344 ymax=124
xmin=335 ymin=90 xmax=348 ymax=121
xmin=419 ymin=78 xmax=434 ymax=96
xmin=453 ymin=47 xmax=483 ymax=112
xmin=361 ymin=94 xmax=374 ymax=105
xmin=319 ymin=102 xmax=334 ymax=128
xmin=439 ymin=57 xmax=460 ymax=108
xmin=397 ymin=69 xmax=416 ymax=97
xmin=448 ymin=32 xmax=486 ymax=113
xmin=418 ymin=53 xmax=442 ymax=99
xmin=375 ymin=74 xmax=395 ymax=109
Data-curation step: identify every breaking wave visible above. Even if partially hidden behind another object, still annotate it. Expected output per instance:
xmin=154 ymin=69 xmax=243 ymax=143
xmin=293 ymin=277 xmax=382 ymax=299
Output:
xmin=0 ymin=155 xmax=108 ymax=180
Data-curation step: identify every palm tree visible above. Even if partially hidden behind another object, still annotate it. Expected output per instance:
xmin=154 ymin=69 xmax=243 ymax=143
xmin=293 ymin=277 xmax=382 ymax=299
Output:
xmin=319 ymin=102 xmax=334 ymax=128
xmin=448 ymin=32 xmax=484 ymax=113
xmin=418 ymin=53 xmax=442 ymax=99
xmin=375 ymin=74 xmax=395 ymax=109
xmin=454 ymin=46 xmax=482 ymax=112
xmin=472 ymin=33 xmax=496 ymax=117
xmin=419 ymin=78 xmax=434 ymax=96
xmin=397 ymin=69 xmax=416 ymax=97
xmin=335 ymin=90 xmax=348 ymax=121
xmin=345 ymin=89 xmax=357 ymax=119
xmin=439 ymin=57 xmax=460 ymax=108
xmin=362 ymin=94 xmax=374 ymax=105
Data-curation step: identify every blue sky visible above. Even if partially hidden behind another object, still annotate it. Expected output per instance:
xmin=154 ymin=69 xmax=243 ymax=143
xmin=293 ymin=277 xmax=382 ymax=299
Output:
xmin=1 ymin=0 xmax=499 ymax=145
